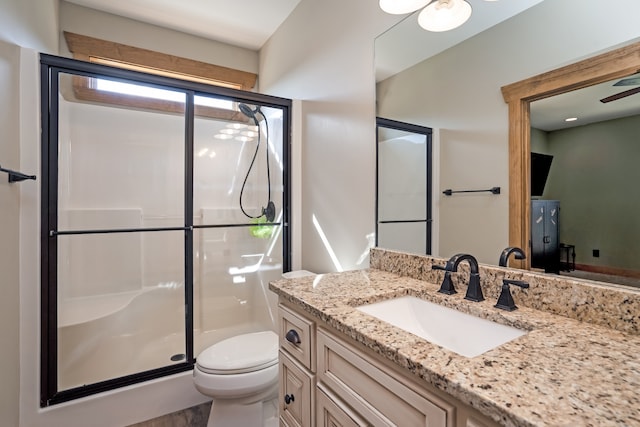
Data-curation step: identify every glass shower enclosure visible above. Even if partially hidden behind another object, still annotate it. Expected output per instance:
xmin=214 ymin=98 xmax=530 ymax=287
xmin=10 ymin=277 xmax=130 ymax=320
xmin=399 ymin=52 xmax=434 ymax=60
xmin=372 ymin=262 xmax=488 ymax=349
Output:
xmin=376 ymin=117 xmax=433 ymax=254
xmin=40 ymin=55 xmax=291 ymax=405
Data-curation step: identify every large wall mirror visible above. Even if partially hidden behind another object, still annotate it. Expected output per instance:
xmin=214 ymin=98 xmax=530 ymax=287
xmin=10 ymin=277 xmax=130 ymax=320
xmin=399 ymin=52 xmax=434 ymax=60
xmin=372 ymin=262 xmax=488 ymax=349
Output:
xmin=374 ymin=0 xmax=640 ymax=290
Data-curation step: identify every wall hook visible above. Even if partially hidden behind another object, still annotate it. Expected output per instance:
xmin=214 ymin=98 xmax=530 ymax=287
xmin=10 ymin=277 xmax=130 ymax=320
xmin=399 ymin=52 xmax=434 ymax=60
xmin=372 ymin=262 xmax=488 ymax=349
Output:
xmin=443 ymin=186 xmax=500 ymax=196
xmin=0 ymin=164 xmax=37 ymax=183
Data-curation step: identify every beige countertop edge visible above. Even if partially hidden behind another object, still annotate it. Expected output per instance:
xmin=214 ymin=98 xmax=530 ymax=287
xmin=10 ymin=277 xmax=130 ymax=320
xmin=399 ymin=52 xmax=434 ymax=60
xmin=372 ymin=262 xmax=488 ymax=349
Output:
xmin=269 ymin=269 xmax=640 ymax=427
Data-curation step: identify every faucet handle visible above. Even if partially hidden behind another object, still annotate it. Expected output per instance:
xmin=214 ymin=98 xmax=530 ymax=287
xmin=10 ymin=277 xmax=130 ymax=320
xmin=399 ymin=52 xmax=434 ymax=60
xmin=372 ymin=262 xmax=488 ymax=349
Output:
xmin=431 ymin=264 xmax=456 ymax=295
xmin=495 ymin=279 xmax=529 ymax=311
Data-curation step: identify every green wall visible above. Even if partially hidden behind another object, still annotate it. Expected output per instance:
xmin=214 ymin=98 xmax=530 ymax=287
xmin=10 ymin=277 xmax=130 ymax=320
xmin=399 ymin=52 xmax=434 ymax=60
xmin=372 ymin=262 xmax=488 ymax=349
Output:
xmin=533 ymin=115 xmax=640 ymax=271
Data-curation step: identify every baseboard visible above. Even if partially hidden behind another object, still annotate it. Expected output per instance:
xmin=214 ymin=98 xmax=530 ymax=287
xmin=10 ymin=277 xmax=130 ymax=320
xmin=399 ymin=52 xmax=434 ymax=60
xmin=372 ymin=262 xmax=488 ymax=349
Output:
xmin=575 ymin=263 xmax=640 ymax=280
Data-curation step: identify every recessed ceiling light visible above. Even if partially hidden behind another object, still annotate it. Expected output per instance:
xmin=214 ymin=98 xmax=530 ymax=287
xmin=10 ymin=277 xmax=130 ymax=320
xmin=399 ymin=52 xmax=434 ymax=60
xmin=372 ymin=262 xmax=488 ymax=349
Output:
xmin=214 ymin=134 xmax=233 ymax=140
xmin=220 ymin=128 xmax=239 ymax=134
xmin=565 ymin=117 xmax=578 ymax=122
xmin=227 ymin=123 xmax=247 ymax=129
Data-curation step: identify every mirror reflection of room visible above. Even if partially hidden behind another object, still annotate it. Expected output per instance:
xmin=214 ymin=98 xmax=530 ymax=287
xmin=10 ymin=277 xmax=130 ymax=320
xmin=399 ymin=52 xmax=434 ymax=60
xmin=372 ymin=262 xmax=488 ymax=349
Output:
xmin=375 ymin=0 xmax=640 ymax=289
xmin=530 ymin=76 xmax=640 ymax=287
xmin=376 ymin=118 xmax=433 ymax=255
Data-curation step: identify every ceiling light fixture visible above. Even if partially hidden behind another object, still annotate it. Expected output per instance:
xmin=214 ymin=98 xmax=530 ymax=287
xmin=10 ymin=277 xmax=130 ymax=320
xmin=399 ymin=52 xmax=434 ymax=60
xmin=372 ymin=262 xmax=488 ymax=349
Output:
xmin=565 ymin=117 xmax=578 ymax=122
xmin=418 ymin=0 xmax=472 ymax=32
xmin=381 ymin=0 xmax=494 ymax=32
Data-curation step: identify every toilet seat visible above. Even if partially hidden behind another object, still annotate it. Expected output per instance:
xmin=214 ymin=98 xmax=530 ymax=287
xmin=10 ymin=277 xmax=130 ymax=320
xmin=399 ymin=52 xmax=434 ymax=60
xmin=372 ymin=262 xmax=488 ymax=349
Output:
xmin=196 ymin=331 xmax=278 ymax=375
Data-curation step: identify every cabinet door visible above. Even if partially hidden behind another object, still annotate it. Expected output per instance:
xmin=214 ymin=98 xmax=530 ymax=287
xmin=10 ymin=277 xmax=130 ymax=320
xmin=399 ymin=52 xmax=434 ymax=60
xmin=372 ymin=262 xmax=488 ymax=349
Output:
xmin=280 ymin=350 xmax=314 ymax=427
xmin=316 ymin=386 xmax=367 ymax=427
xmin=543 ymin=201 xmax=560 ymax=273
xmin=531 ymin=200 xmax=546 ymax=268
xmin=317 ymin=329 xmax=454 ymax=427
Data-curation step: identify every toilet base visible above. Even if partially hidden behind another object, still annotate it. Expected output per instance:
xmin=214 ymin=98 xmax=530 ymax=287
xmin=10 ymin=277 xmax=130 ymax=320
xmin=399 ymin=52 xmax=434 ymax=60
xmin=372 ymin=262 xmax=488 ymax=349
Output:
xmin=207 ymin=397 xmax=277 ymax=427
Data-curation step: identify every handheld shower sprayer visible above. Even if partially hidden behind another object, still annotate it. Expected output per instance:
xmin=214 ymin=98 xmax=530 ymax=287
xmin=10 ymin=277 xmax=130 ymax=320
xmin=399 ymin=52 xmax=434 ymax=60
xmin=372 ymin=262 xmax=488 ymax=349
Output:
xmin=238 ymin=103 xmax=275 ymax=222
xmin=238 ymin=103 xmax=261 ymax=125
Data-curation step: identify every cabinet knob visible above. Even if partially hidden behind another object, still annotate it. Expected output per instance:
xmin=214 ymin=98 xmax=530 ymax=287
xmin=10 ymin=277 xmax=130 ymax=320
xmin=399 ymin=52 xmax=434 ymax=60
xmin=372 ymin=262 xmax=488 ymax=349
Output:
xmin=285 ymin=329 xmax=301 ymax=345
xmin=284 ymin=393 xmax=295 ymax=405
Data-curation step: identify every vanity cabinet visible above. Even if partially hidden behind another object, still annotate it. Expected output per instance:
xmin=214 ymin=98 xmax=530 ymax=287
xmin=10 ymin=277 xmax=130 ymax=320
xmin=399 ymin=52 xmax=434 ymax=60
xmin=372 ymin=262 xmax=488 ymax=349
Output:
xmin=278 ymin=304 xmax=316 ymax=427
xmin=278 ymin=299 xmax=500 ymax=427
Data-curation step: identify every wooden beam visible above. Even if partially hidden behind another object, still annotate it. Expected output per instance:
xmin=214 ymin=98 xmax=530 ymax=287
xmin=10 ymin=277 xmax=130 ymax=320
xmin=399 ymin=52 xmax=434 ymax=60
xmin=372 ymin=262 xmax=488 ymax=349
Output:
xmin=64 ymin=31 xmax=257 ymax=91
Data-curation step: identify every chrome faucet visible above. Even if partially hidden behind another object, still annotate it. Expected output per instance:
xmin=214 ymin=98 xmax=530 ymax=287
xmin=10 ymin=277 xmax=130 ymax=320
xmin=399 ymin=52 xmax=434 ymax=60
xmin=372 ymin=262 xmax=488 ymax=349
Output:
xmin=499 ymin=247 xmax=526 ymax=267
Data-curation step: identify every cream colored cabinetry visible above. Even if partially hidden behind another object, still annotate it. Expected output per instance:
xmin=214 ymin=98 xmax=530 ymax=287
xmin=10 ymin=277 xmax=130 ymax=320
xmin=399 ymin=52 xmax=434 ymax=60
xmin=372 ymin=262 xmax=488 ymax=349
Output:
xmin=316 ymin=385 xmax=367 ymax=427
xmin=317 ymin=329 xmax=453 ymax=426
xmin=280 ymin=350 xmax=314 ymax=427
xmin=279 ymin=303 xmax=316 ymax=427
xmin=278 ymin=299 xmax=499 ymax=427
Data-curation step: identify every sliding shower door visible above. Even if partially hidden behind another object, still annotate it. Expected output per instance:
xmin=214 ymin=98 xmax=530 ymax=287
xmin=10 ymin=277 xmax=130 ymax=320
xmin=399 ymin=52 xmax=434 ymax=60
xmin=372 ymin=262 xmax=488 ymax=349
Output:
xmin=192 ymin=98 xmax=285 ymax=355
xmin=376 ymin=118 xmax=432 ymax=254
xmin=41 ymin=55 xmax=291 ymax=406
xmin=54 ymin=72 xmax=188 ymax=392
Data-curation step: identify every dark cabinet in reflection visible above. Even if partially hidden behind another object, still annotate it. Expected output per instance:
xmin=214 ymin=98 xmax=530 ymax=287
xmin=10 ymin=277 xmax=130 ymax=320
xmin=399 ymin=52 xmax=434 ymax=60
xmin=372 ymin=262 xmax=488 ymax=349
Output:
xmin=531 ymin=200 xmax=560 ymax=273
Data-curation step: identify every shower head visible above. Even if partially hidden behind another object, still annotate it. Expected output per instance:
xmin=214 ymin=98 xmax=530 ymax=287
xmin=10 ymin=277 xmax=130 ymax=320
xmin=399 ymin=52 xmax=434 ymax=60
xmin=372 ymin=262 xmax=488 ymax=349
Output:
xmin=238 ymin=103 xmax=262 ymax=125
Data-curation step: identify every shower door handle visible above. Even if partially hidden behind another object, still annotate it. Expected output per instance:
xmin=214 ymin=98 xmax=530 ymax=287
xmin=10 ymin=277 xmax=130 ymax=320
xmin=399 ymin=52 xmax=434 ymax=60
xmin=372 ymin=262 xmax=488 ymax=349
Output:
xmin=285 ymin=329 xmax=301 ymax=345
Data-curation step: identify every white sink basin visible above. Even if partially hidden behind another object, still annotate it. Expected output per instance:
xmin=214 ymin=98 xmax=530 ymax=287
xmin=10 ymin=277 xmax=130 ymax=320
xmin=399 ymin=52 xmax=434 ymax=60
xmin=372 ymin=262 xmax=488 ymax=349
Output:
xmin=356 ymin=296 xmax=527 ymax=358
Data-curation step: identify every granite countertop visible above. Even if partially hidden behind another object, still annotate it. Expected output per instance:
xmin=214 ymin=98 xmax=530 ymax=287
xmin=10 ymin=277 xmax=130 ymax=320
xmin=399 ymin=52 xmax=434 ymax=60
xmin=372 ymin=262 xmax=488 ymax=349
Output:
xmin=269 ymin=269 xmax=640 ymax=427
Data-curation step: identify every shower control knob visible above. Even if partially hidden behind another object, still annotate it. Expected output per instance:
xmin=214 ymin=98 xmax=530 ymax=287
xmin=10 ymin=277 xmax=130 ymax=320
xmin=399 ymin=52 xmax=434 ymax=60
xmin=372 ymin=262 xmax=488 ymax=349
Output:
xmin=284 ymin=394 xmax=295 ymax=405
xmin=285 ymin=329 xmax=301 ymax=345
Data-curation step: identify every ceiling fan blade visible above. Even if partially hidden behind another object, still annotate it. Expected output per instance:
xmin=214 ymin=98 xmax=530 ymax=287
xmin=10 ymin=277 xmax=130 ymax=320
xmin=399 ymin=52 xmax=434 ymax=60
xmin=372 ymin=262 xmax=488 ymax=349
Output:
xmin=600 ymin=86 xmax=640 ymax=103
xmin=613 ymin=76 xmax=640 ymax=86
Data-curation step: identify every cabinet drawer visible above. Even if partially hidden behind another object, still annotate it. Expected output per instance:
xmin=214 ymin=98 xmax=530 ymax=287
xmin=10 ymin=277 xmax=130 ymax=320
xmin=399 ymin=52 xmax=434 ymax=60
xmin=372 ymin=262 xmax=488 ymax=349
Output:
xmin=279 ymin=304 xmax=316 ymax=371
xmin=280 ymin=350 xmax=314 ymax=427
xmin=317 ymin=329 xmax=455 ymax=427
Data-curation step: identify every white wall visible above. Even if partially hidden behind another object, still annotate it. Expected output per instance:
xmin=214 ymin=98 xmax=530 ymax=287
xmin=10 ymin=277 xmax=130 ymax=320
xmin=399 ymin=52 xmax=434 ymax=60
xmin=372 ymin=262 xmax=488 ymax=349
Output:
xmin=59 ymin=1 xmax=259 ymax=76
xmin=377 ymin=0 xmax=640 ymax=264
xmin=0 ymin=0 xmax=58 ymax=53
xmin=0 ymin=2 xmax=57 ymax=426
xmin=0 ymin=39 xmax=22 ymax=427
xmin=259 ymin=0 xmax=399 ymax=273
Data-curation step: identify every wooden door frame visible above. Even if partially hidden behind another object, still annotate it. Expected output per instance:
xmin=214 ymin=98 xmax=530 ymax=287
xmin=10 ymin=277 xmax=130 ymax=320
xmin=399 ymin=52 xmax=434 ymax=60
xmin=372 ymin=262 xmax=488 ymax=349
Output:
xmin=500 ymin=41 xmax=640 ymax=268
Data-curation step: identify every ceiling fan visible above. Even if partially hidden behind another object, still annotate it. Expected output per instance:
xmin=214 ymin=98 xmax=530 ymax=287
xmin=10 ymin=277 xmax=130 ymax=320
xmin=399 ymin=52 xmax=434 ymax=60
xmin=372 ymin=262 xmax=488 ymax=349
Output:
xmin=600 ymin=75 xmax=640 ymax=103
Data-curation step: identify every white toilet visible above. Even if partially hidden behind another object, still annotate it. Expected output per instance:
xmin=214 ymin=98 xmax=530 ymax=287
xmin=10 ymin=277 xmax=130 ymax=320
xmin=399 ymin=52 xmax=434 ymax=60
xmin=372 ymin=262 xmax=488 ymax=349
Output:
xmin=193 ymin=330 xmax=279 ymax=427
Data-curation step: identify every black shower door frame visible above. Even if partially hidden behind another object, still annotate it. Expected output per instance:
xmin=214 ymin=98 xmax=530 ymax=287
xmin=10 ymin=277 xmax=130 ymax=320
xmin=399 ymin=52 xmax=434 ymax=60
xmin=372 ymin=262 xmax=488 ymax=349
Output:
xmin=375 ymin=117 xmax=433 ymax=254
xmin=40 ymin=54 xmax=291 ymax=406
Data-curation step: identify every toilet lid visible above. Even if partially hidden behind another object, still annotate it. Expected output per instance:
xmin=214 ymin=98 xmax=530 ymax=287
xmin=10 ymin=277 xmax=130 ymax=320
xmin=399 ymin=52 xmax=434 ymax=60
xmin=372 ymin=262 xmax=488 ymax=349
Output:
xmin=196 ymin=331 xmax=278 ymax=375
